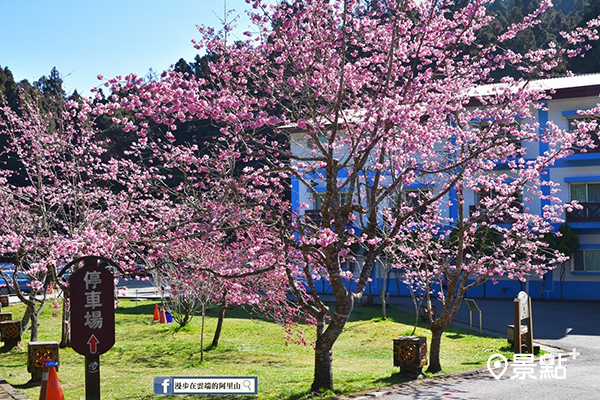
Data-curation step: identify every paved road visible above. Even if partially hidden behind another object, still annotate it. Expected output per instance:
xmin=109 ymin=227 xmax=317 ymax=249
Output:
xmin=115 ymin=277 xmax=162 ymax=300
xmin=3 ymin=277 xmax=161 ymax=306
xmin=364 ymin=297 xmax=600 ymax=400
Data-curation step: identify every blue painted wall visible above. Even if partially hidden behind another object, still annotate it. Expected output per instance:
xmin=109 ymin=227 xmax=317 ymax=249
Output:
xmin=311 ymin=275 xmax=600 ymax=300
xmin=291 ymin=99 xmax=600 ymax=301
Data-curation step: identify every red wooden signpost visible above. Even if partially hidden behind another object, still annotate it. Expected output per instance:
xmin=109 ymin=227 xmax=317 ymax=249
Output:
xmin=70 ymin=257 xmax=116 ymax=400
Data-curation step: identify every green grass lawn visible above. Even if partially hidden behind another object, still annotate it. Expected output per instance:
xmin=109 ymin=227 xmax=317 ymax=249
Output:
xmin=0 ymin=299 xmax=513 ymax=399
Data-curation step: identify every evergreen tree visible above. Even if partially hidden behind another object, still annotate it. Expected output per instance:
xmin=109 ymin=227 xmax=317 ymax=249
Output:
xmin=34 ymin=66 xmax=65 ymax=98
xmin=569 ymin=0 xmax=600 ymax=73
xmin=174 ymin=58 xmax=193 ymax=75
xmin=0 ymin=66 xmax=21 ymax=110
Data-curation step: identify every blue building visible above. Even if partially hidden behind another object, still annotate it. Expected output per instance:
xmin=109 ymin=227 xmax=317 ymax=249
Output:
xmin=291 ymin=73 xmax=600 ymax=301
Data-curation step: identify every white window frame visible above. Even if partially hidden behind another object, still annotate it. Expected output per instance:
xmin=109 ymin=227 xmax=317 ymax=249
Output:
xmin=572 ymin=249 xmax=600 ymax=272
xmin=570 ymin=182 xmax=600 ymax=202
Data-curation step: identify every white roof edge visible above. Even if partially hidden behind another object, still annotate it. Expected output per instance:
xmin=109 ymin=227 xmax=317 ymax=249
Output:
xmin=532 ymin=73 xmax=600 ymax=90
xmin=470 ymin=73 xmax=600 ymax=97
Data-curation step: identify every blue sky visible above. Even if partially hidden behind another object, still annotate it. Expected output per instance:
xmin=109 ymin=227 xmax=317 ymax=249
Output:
xmin=0 ymin=0 xmax=255 ymax=96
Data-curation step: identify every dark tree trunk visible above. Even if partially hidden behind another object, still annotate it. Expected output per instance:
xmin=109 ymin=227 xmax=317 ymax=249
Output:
xmin=560 ymin=262 xmax=566 ymax=300
xmin=427 ymin=325 xmax=444 ymax=373
xmin=20 ymin=303 xmax=33 ymax=334
xmin=311 ymin=335 xmax=334 ymax=393
xmin=21 ymin=300 xmax=44 ymax=342
xmin=29 ymin=312 xmax=39 ymax=342
xmin=309 ymin=295 xmax=354 ymax=393
xmin=179 ymin=301 xmax=192 ymax=328
xmin=60 ymin=299 xmax=70 ymax=348
xmin=211 ymin=305 xmax=232 ymax=348
xmin=310 ymin=313 xmax=333 ymax=393
xmin=380 ymin=270 xmax=388 ymax=320
xmin=200 ymin=303 xmax=206 ymax=363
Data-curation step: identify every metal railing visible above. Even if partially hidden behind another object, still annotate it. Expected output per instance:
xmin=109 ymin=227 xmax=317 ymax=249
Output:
xmin=566 ymin=202 xmax=600 ymax=222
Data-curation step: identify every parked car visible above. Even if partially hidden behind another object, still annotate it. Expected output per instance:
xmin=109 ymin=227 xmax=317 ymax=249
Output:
xmin=0 ymin=263 xmax=15 ymax=274
xmin=0 ymin=266 xmax=32 ymax=295
xmin=56 ymin=262 xmax=71 ymax=281
xmin=132 ymin=264 xmax=150 ymax=278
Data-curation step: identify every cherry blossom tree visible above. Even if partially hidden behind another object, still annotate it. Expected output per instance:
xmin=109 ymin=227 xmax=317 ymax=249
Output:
xmin=0 ymin=93 xmax=142 ymax=342
xmin=95 ymin=0 xmax=600 ymax=392
xmin=151 ymin=223 xmax=304 ymax=362
xmin=99 ymin=110 xmax=312 ymax=351
xmin=390 ymin=162 xmax=571 ymax=372
xmin=153 ymin=259 xmax=218 ymax=362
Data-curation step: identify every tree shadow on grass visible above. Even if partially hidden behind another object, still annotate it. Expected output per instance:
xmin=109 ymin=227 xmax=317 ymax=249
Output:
xmin=497 ymin=344 xmax=514 ymax=352
xmin=446 ymin=333 xmax=465 ymax=339
xmin=115 ymin=299 xmax=432 ymax=330
xmin=441 ymin=324 xmax=499 ymax=340
xmin=461 ymin=361 xmax=482 ymax=365
xmin=0 ymin=343 xmax=21 ymax=353
xmin=371 ymin=373 xmax=416 ymax=387
xmin=115 ymin=354 xmax=171 ymax=369
xmin=13 ymin=380 xmax=39 ymax=389
xmin=114 ymin=303 xmax=156 ymax=315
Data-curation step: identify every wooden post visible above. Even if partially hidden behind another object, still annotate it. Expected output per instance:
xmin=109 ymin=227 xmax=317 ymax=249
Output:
xmin=526 ymin=296 xmax=534 ymax=354
xmin=513 ymin=299 xmax=521 ymax=352
xmin=86 ymin=356 xmax=101 ymax=400
xmin=512 ymin=291 xmax=534 ymax=354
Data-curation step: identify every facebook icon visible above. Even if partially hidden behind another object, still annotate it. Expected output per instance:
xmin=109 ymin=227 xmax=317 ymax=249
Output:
xmin=153 ymin=377 xmax=173 ymax=395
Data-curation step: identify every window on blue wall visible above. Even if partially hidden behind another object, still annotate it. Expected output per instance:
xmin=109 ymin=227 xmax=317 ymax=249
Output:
xmin=471 ymin=188 xmax=523 ymax=223
xmin=470 ymin=120 xmax=522 ymax=150
xmin=306 ymin=132 xmax=328 ymax=151
xmin=568 ymin=116 xmax=600 ymax=153
xmin=341 ymin=260 xmax=357 ymax=274
xmin=570 ymin=183 xmax=600 ymax=202
xmin=573 ymin=250 xmax=600 ymax=272
xmin=339 ymin=191 xmax=350 ymax=207
xmin=476 ymin=188 xmax=523 ymax=205
xmin=314 ymin=194 xmax=323 ymax=210
xmin=314 ymin=191 xmax=350 ymax=210
xmin=392 ymin=189 xmax=431 ymax=213
xmin=568 ymin=183 xmax=600 ymax=223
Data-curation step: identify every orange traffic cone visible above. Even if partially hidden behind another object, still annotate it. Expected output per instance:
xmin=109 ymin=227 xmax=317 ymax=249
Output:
xmin=39 ymin=360 xmax=64 ymax=400
xmin=153 ymin=304 xmax=160 ymax=321
xmin=39 ymin=360 xmax=50 ymax=400
xmin=159 ymin=307 xmax=167 ymax=324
